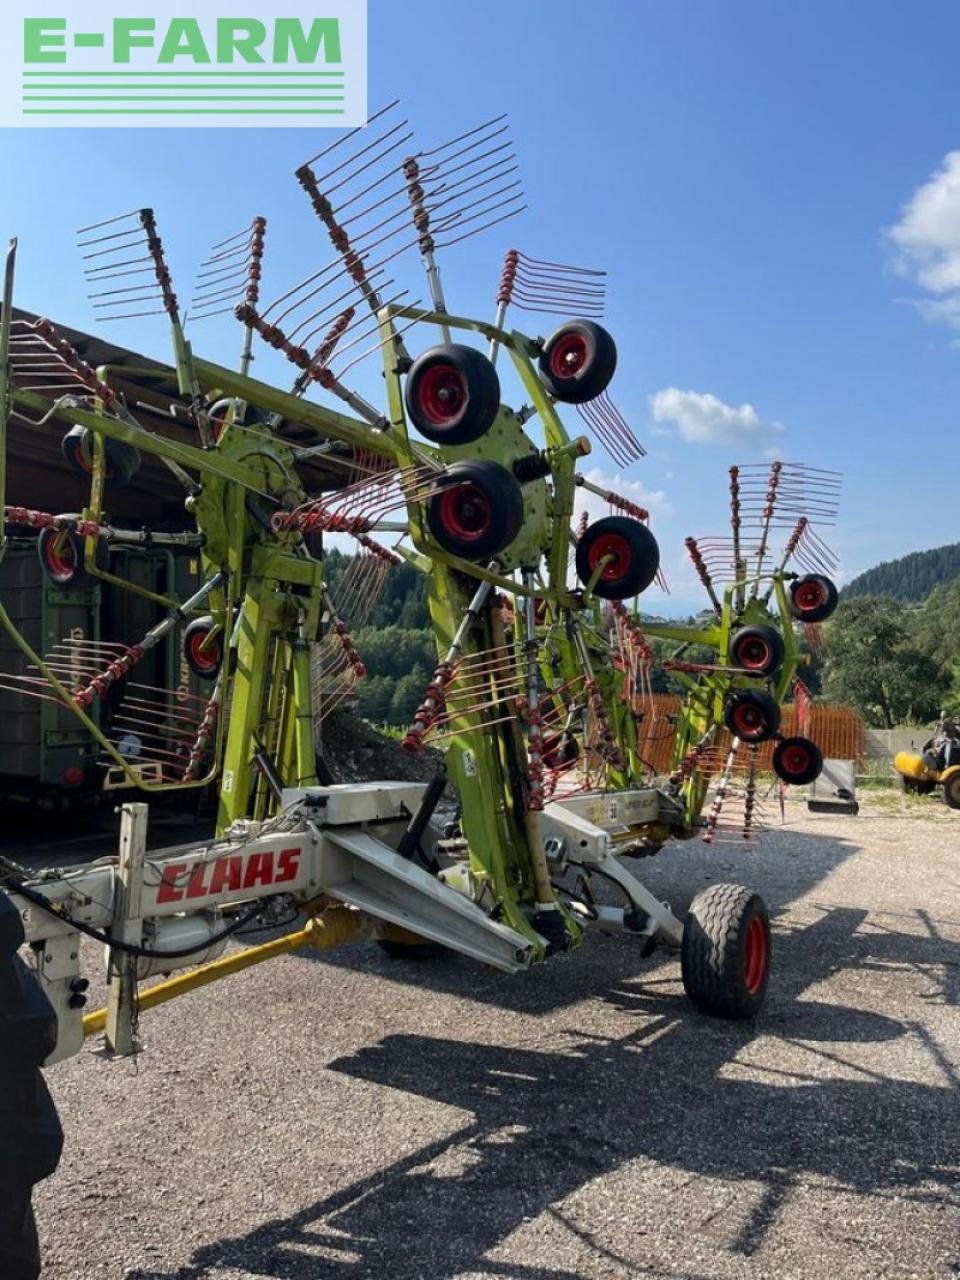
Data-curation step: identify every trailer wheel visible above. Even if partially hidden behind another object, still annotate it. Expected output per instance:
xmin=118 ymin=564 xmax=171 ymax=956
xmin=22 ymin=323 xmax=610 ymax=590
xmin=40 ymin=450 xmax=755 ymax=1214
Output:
xmin=772 ymin=736 xmax=823 ymax=786
xmin=724 ymin=690 xmax=781 ymax=743
xmin=575 ymin=516 xmax=660 ymax=600
xmin=37 ymin=525 xmax=87 ymax=588
xmin=61 ymin=424 xmax=140 ymax=486
xmin=681 ymin=883 xmax=771 ymax=1019
xmin=405 ymin=344 xmax=501 ymax=445
xmin=183 ymin=617 xmax=223 ymax=679
xmin=788 ymin=574 xmax=838 ymax=623
xmin=729 ymin=624 xmax=784 ymax=676
xmin=538 ymin=320 xmax=617 ymax=404
xmin=426 ymin=460 xmax=524 ymax=561
xmin=943 ymin=774 xmax=960 ymax=810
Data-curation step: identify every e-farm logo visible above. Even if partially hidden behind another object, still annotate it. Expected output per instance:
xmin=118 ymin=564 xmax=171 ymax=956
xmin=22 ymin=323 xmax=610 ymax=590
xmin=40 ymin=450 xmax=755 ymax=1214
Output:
xmin=1 ymin=1 xmax=367 ymax=127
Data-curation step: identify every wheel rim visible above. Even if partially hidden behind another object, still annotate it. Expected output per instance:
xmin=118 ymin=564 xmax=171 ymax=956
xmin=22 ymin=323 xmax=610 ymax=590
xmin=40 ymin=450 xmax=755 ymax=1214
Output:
xmin=587 ymin=532 xmax=632 ymax=582
xmin=735 ymin=635 xmax=772 ymax=670
xmin=189 ymin=629 xmax=220 ymax=673
xmin=72 ymin=441 xmax=93 ymax=474
xmin=780 ymin=743 xmax=811 ymax=776
xmin=45 ymin=532 xmax=77 ymax=582
xmin=794 ymin=581 xmax=827 ymax=613
xmin=436 ymin=483 xmax=492 ymax=542
xmin=417 ymin=364 xmax=467 ymax=426
xmin=744 ymin=917 xmax=768 ymax=994
xmin=732 ymin=701 xmax=767 ymax=738
xmin=549 ymin=332 xmax=591 ymax=379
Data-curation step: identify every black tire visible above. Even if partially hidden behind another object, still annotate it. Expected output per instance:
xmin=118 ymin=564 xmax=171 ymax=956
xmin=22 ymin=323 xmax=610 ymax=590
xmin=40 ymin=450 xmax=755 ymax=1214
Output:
xmin=900 ymin=775 xmax=935 ymax=796
xmin=426 ymin=460 xmax=524 ymax=561
xmin=404 ymin=345 xmax=501 ymax=445
xmin=183 ymin=617 xmax=223 ymax=680
xmin=724 ymin=690 xmax=781 ymax=743
xmin=37 ymin=524 xmax=87 ymax=588
xmin=61 ymin=424 xmax=140 ymax=486
xmin=538 ymin=320 xmax=617 ymax=404
xmin=542 ymin=733 xmax=580 ymax=770
xmin=772 ymin=736 xmax=823 ymax=786
xmin=574 ymin=516 xmax=660 ymax=600
xmin=681 ymin=883 xmax=771 ymax=1019
xmin=376 ymin=939 xmax=445 ymax=960
xmin=943 ymin=773 xmax=960 ymax=810
xmin=729 ymin=624 xmax=785 ymax=677
xmin=787 ymin=574 xmax=839 ymax=623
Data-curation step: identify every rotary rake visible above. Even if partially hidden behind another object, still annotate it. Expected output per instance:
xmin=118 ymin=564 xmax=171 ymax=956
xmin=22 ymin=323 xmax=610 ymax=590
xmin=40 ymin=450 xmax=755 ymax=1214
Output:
xmin=0 ymin=104 xmax=846 ymax=1263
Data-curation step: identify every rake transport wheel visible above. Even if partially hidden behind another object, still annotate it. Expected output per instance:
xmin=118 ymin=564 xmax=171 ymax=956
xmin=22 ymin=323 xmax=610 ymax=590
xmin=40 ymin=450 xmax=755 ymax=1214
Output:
xmin=537 ymin=320 xmax=617 ymax=404
xmin=681 ymin=883 xmax=771 ymax=1019
xmin=183 ymin=617 xmax=223 ymax=680
xmin=37 ymin=524 xmax=87 ymax=588
xmin=404 ymin=344 xmax=501 ymax=445
xmin=787 ymin=574 xmax=839 ymax=624
xmin=943 ymin=773 xmax=960 ymax=810
xmin=723 ymin=689 xmax=781 ymax=743
xmin=729 ymin=624 xmax=785 ymax=677
xmin=426 ymin=460 xmax=524 ymax=561
xmin=772 ymin=735 xmax=824 ymax=786
xmin=61 ymin=424 xmax=140 ymax=486
xmin=575 ymin=516 xmax=660 ymax=600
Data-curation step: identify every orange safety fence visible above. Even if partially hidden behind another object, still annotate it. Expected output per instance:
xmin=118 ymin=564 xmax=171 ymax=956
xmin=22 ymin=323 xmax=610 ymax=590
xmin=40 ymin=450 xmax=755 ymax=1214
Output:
xmin=633 ymin=696 xmax=865 ymax=775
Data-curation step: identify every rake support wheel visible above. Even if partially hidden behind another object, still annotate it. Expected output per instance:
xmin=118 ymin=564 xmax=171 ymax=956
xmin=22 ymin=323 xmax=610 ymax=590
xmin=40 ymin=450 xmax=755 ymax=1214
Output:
xmin=538 ymin=320 xmax=617 ymax=404
xmin=788 ymin=574 xmax=839 ymax=624
xmin=61 ymin=424 xmax=140 ymax=486
xmin=426 ymin=460 xmax=524 ymax=562
xmin=37 ymin=524 xmax=87 ymax=588
xmin=575 ymin=516 xmax=660 ymax=600
xmin=729 ymin=624 xmax=784 ymax=677
xmin=724 ymin=690 xmax=781 ymax=743
xmin=772 ymin=736 xmax=823 ymax=786
xmin=183 ymin=617 xmax=223 ymax=680
xmin=404 ymin=344 xmax=501 ymax=445
xmin=681 ymin=883 xmax=771 ymax=1019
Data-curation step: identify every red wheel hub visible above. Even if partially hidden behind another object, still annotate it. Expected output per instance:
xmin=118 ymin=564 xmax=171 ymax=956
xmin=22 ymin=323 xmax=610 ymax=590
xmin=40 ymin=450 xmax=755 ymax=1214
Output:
xmin=189 ymin=630 xmax=220 ymax=672
xmin=587 ymin=532 xmax=631 ymax=582
xmin=417 ymin=364 xmax=467 ymax=426
xmin=45 ymin=533 xmax=77 ymax=581
xmin=743 ymin=916 xmax=768 ymax=994
xmin=794 ymin=581 xmax=827 ymax=613
xmin=732 ymin=702 xmax=767 ymax=738
xmin=735 ymin=636 xmax=772 ymax=670
xmin=436 ymin=483 xmax=492 ymax=542
xmin=549 ymin=332 xmax=590 ymax=379
xmin=780 ymin=744 xmax=811 ymax=776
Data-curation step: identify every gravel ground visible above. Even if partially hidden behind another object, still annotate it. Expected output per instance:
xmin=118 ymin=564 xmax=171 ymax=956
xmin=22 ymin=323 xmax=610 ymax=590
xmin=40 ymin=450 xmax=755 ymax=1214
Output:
xmin=31 ymin=790 xmax=960 ymax=1280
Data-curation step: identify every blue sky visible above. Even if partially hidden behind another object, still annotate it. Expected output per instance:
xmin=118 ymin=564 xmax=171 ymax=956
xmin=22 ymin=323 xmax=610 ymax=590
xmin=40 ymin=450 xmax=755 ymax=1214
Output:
xmin=2 ymin=0 xmax=959 ymax=614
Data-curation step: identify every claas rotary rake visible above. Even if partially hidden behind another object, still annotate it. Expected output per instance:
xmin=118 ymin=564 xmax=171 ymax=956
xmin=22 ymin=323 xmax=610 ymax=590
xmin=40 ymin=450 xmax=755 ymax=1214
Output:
xmin=0 ymin=105 xmax=845 ymax=1098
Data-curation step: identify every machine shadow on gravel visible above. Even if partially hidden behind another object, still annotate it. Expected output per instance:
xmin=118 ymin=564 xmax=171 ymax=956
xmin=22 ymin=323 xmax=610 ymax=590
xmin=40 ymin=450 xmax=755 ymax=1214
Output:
xmin=122 ymin=824 xmax=960 ymax=1280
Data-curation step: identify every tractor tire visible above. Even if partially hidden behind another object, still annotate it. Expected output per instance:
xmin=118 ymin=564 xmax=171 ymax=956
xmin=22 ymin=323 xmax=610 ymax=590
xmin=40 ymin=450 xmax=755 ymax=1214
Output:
xmin=538 ymin=320 xmax=617 ymax=404
xmin=376 ymin=940 xmax=445 ymax=960
xmin=723 ymin=689 xmax=781 ymax=743
xmin=772 ymin=736 xmax=823 ymax=786
xmin=404 ymin=344 xmax=501 ymax=445
xmin=681 ymin=883 xmax=771 ymax=1019
xmin=943 ymin=774 xmax=960 ymax=810
xmin=37 ymin=524 xmax=87 ymax=588
xmin=426 ymin=460 xmax=524 ymax=561
xmin=183 ymin=617 xmax=223 ymax=680
xmin=788 ymin=574 xmax=839 ymax=624
xmin=61 ymin=424 xmax=140 ymax=486
xmin=729 ymin=624 xmax=784 ymax=677
xmin=574 ymin=516 xmax=660 ymax=600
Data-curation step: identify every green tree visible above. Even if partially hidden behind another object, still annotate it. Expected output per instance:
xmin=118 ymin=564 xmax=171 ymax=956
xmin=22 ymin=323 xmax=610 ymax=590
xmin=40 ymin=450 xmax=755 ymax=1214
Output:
xmin=822 ymin=596 xmax=946 ymax=727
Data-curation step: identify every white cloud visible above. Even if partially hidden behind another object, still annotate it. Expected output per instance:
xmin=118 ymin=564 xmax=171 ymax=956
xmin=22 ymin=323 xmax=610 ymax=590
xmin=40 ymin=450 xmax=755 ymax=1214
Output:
xmin=887 ymin=152 xmax=960 ymax=330
xmin=649 ymin=387 xmax=784 ymax=449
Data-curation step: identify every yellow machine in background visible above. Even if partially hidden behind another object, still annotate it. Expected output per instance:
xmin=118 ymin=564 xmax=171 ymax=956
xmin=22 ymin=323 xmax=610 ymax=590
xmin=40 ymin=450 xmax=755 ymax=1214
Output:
xmin=893 ymin=714 xmax=960 ymax=808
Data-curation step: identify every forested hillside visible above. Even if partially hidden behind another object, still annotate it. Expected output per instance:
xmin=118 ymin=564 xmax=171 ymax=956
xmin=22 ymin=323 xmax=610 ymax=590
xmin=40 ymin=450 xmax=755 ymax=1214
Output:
xmin=841 ymin=543 xmax=960 ymax=603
